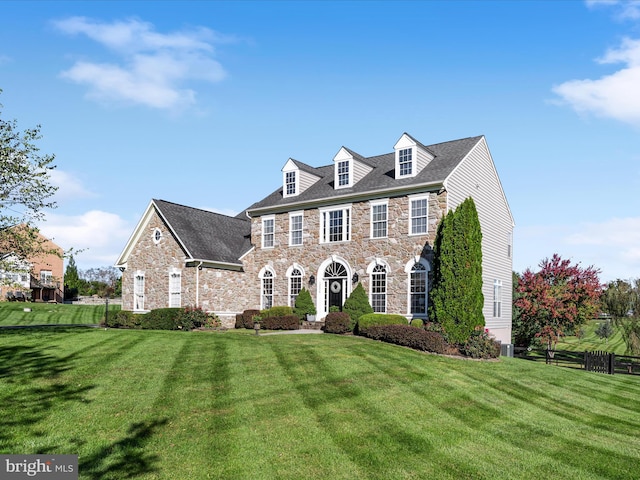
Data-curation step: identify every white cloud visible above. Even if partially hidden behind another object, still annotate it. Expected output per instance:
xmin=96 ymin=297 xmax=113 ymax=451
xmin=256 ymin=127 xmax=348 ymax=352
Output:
xmin=552 ymin=37 xmax=640 ymax=127
xmin=515 ymin=217 xmax=640 ymax=282
xmin=586 ymin=0 xmax=640 ymax=20
xmin=49 ymin=169 xmax=96 ymax=202
xmin=53 ymin=17 xmax=230 ymax=110
xmin=39 ymin=210 xmax=132 ymax=269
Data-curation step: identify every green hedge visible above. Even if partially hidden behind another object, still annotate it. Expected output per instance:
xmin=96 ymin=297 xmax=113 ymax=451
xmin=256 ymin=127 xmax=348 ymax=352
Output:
xmin=105 ymin=310 xmax=140 ymax=329
xmin=259 ymin=314 xmax=300 ymax=330
xmin=356 ymin=313 xmax=408 ymax=335
xmin=260 ymin=306 xmax=293 ymax=318
xmin=362 ymin=324 xmax=447 ymax=354
xmin=140 ymin=308 xmax=182 ymax=330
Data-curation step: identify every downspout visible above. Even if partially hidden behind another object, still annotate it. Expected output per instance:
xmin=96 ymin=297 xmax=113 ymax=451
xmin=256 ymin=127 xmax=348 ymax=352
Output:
xmin=196 ymin=261 xmax=203 ymax=307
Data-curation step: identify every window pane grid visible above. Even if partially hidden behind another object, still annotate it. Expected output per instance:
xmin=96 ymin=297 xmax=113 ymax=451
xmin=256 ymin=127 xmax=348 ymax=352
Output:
xmin=371 ymin=265 xmax=386 ymax=313
xmin=338 ymin=161 xmax=349 ymax=186
xmin=372 ymin=204 xmax=387 ymax=238
xmin=411 ymin=198 xmax=428 ymax=234
xmin=410 ymin=263 xmax=426 ymax=314
xmin=263 ymin=218 xmax=274 ymax=248
xmin=262 ymin=271 xmax=273 ymax=309
xmin=285 ymin=171 xmax=296 ymax=195
xmin=290 ymin=215 xmax=303 ymax=245
xmin=169 ymin=272 xmax=181 ymax=308
xmin=399 ymin=148 xmax=413 ymax=176
xmin=290 ymin=268 xmax=302 ymax=306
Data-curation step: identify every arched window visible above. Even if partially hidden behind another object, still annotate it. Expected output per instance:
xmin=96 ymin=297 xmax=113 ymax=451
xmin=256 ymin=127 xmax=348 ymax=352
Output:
xmin=260 ymin=268 xmax=275 ymax=310
xmin=370 ymin=264 xmax=387 ymax=313
xmin=289 ymin=267 xmax=303 ymax=307
xmin=405 ymin=258 xmax=430 ymax=317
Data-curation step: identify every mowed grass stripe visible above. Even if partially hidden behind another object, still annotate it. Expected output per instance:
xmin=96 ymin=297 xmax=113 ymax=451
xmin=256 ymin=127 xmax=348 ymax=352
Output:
xmin=2 ymin=329 xmax=640 ymax=479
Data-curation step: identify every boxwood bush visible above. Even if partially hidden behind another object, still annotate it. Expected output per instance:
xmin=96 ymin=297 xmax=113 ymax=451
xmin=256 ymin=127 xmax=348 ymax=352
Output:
xmin=356 ymin=313 xmax=408 ymax=335
xmin=323 ymin=312 xmax=351 ymax=334
xmin=260 ymin=306 xmax=293 ymax=318
xmin=362 ymin=324 xmax=447 ymax=354
xmin=140 ymin=308 xmax=181 ymax=330
xmin=459 ymin=330 xmax=501 ymax=359
xmin=106 ymin=310 xmax=139 ymax=328
xmin=410 ymin=319 xmax=424 ymax=328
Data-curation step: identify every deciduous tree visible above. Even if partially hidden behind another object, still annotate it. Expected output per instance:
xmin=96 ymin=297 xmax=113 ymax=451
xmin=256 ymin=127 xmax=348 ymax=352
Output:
xmin=514 ymin=254 xmax=602 ymax=349
xmin=0 ymin=89 xmax=57 ymax=267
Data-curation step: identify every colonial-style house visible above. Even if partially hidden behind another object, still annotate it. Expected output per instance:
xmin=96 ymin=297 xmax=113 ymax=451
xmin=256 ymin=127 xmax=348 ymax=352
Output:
xmin=0 ymin=230 xmax=64 ymax=303
xmin=115 ymin=133 xmax=514 ymax=344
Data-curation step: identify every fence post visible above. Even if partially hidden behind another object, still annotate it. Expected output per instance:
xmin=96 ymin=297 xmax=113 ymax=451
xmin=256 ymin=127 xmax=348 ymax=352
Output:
xmin=609 ymin=353 xmax=615 ymax=375
xmin=584 ymin=351 xmax=588 ymax=371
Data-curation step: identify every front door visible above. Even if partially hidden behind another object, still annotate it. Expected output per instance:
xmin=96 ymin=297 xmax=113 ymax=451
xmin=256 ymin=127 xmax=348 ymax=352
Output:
xmin=328 ymin=279 xmax=343 ymax=311
xmin=324 ymin=261 xmax=348 ymax=313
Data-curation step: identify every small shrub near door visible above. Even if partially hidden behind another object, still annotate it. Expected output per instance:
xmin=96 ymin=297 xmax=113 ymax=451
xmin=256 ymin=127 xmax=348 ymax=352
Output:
xmin=323 ymin=312 xmax=351 ymax=334
xmin=356 ymin=313 xmax=408 ymax=335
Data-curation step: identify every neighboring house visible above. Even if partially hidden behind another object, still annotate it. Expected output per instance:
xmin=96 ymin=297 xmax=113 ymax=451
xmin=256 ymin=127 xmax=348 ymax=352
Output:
xmin=116 ymin=133 xmax=514 ymax=344
xmin=0 ymin=230 xmax=64 ymax=302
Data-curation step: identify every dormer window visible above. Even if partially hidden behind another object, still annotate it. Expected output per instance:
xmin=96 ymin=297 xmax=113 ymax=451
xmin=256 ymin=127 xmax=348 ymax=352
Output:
xmin=285 ymin=171 xmax=296 ymax=196
xmin=337 ymin=160 xmax=350 ymax=187
xmin=398 ymin=148 xmax=413 ymax=176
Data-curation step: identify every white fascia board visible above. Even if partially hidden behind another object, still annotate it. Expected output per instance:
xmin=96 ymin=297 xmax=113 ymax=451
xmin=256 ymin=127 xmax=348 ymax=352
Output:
xmin=114 ymin=200 xmax=156 ymax=267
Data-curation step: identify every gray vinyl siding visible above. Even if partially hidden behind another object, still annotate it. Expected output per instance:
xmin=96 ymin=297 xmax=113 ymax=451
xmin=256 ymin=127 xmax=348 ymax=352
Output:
xmin=299 ymin=170 xmax=320 ymax=193
xmin=416 ymin=146 xmax=434 ymax=173
xmin=353 ymin=159 xmax=373 ymax=184
xmin=444 ymin=137 xmax=514 ymax=344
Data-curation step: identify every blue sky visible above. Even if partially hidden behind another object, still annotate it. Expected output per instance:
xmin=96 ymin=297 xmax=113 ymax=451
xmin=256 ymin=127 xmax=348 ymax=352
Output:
xmin=1 ymin=0 xmax=639 ymax=282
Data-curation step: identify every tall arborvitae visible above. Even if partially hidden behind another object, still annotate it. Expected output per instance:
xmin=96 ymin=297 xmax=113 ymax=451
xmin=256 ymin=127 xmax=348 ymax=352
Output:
xmin=429 ymin=197 xmax=484 ymax=344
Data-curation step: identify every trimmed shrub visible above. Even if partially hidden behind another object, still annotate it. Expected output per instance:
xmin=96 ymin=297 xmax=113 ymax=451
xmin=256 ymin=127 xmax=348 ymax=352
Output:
xmin=261 ymin=306 xmax=293 ymax=318
xmin=242 ymin=309 xmax=261 ymax=329
xmin=363 ymin=324 xmax=447 ymax=354
xmin=460 ymin=330 xmax=501 ymax=359
xmin=343 ymin=283 xmax=374 ymax=330
xmin=260 ymin=314 xmax=300 ymax=330
xmin=140 ymin=308 xmax=181 ymax=330
xmin=235 ymin=313 xmax=244 ymax=329
xmin=357 ymin=313 xmax=408 ymax=335
xmin=410 ymin=319 xmax=424 ymax=328
xmin=176 ymin=306 xmax=209 ymax=331
xmin=323 ymin=312 xmax=351 ymax=334
xmin=105 ymin=310 xmax=142 ymax=329
xmin=294 ymin=288 xmax=316 ymax=320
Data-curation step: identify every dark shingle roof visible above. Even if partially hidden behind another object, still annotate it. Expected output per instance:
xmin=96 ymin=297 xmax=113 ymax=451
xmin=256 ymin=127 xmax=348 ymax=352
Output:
xmin=246 ymin=135 xmax=483 ymax=213
xmin=153 ymin=199 xmax=251 ymax=265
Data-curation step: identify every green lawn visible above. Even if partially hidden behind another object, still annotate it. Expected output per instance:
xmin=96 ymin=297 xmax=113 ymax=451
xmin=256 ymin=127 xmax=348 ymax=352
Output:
xmin=556 ymin=319 xmax=629 ymax=355
xmin=1 ymin=328 xmax=639 ymax=479
xmin=0 ymin=302 xmax=120 ymax=326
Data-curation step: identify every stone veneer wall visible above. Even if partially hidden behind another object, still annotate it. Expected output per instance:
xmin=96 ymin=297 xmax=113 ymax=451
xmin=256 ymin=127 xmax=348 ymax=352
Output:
xmin=121 ymin=209 xmax=252 ymax=328
xmin=244 ymin=190 xmax=447 ymax=318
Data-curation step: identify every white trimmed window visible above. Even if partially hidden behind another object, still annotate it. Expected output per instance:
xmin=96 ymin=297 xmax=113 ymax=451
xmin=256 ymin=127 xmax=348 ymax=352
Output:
xmin=508 ymin=232 xmax=513 ymax=259
xmin=398 ymin=148 xmax=413 ymax=177
xmin=169 ymin=269 xmax=181 ymax=308
xmin=409 ymin=194 xmax=429 ymax=235
xmin=262 ymin=216 xmax=275 ymax=248
xmin=494 ymin=280 xmax=502 ymax=318
xmin=409 ymin=261 xmax=427 ymax=315
xmin=285 ymin=171 xmax=297 ymax=196
xmin=370 ymin=264 xmax=387 ymax=313
xmin=370 ymin=200 xmax=388 ymax=239
xmin=153 ymin=228 xmax=162 ymax=244
xmin=320 ymin=205 xmax=351 ymax=243
xmin=134 ymin=271 xmax=145 ymax=311
xmin=40 ymin=270 xmax=52 ymax=285
xmin=337 ymin=160 xmax=350 ymax=187
xmin=289 ymin=212 xmax=303 ymax=246
xmin=289 ymin=267 xmax=303 ymax=307
xmin=261 ymin=269 xmax=274 ymax=310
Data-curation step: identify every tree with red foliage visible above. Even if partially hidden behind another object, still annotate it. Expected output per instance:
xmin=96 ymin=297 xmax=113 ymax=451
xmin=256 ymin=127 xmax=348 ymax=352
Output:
xmin=514 ymin=254 xmax=602 ymax=349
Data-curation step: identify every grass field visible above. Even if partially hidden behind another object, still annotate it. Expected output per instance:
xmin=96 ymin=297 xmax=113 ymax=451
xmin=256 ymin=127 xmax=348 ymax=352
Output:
xmin=556 ymin=319 xmax=629 ymax=355
xmin=1 ymin=328 xmax=639 ymax=479
xmin=0 ymin=302 xmax=120 ymax=326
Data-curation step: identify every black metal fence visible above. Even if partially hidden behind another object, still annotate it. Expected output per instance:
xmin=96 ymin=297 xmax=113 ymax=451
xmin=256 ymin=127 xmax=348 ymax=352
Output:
xmin=514 ymin=347 xmax=640 ymax=376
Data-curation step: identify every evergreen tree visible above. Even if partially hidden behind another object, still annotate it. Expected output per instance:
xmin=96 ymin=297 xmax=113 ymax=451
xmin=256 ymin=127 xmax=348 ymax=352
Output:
xmin=343 ymin=283 xmax=373 ymax=331
xmin=63 ymin=255 xmax=81 ymax=300
xmin=294 ymin=287 xmax=316 ymax=319
xmin=429 ymin=197 xmax=484 ymax=344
